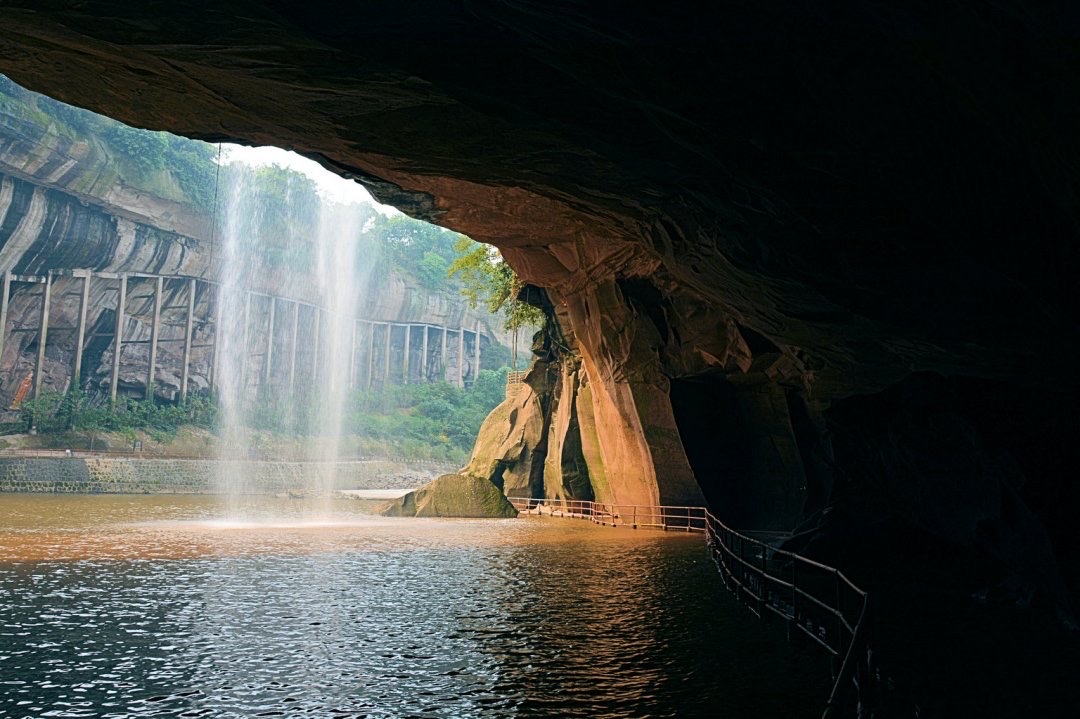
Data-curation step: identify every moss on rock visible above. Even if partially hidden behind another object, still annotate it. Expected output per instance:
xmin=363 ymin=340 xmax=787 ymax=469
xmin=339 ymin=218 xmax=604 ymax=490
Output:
xmin=380 ymin=473 xmax=517 ymax=518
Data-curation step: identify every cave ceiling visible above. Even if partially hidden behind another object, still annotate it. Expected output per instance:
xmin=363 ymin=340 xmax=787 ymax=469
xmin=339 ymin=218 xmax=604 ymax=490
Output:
xmin=1 ymin=1 xmax=1077 ymax=399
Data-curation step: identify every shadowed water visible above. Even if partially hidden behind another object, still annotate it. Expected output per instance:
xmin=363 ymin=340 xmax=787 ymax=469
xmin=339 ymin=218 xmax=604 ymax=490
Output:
xmin=0 ymin=496 xmax=827 ymax=718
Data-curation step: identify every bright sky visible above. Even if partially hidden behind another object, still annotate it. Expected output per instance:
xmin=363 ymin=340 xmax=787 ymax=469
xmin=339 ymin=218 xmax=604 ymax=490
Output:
xmin=221 ymin=144 xmax=400 ymax=215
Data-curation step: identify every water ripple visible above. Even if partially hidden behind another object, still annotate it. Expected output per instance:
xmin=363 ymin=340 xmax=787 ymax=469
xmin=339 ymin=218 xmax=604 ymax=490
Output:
xmin=0 ymin=497 xmax=826 ymax=718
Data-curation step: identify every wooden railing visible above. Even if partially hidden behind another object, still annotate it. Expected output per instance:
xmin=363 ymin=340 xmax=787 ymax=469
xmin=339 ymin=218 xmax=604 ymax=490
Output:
xmin=506 ymin=496 xmax=877 ymax=717
xmin=505 ymin=370 xmax=528 ymax=398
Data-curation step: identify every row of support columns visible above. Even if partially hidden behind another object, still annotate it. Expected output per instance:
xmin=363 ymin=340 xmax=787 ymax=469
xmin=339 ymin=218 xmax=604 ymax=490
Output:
xmin=355 ymin=321 xmax=484 ymax=390
xmin=0 ymin=269 xmax=489 ymax=406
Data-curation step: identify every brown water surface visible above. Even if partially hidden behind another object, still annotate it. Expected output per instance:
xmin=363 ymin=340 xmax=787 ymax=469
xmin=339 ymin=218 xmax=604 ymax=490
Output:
xmin=0 ymin=494 xmax=827 ymax=718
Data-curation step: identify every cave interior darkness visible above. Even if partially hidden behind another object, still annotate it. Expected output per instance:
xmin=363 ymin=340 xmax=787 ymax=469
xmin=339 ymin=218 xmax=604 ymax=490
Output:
xmin=2 ymin=2 xmax=1080 ymax=715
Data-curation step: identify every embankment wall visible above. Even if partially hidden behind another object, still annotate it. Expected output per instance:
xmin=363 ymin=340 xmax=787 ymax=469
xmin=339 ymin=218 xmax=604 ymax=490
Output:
xmin=0 ymin=457 xmax=449 ymax=494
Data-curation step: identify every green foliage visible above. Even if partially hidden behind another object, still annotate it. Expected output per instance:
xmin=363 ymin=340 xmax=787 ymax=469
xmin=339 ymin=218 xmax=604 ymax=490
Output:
xmin=165 ymin=135 xmax=218 ymax=209
xmin=448 ymin=237 xmax=544 ymax=331
xmin=19 ymin=388 xmax=217 ymax=437
xmin=365 ymin=214 xmax=469 ymax=288
xmin=345 ymin=369 xmax=508 ymax=458
xmin=233 ymin=369 xmax=508 ymax=461
xmin=105 ymin=123 xmax=168 ymax=175
xmin=15 ymin=371 xmax=507 ymax=463
xmin=418 ymin=251 xmax=449 ymax=290
xmin=224 ymin=162 xmax=320 ymax=269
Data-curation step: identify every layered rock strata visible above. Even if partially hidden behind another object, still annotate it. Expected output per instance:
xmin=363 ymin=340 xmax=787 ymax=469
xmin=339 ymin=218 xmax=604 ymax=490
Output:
xmin=0 ymin=101 xmax=503 ymax=405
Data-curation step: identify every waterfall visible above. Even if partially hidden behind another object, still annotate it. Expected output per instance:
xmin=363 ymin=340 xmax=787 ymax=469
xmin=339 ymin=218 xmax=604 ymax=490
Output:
xmin=213 ymin=149 xmax=374 ymax=516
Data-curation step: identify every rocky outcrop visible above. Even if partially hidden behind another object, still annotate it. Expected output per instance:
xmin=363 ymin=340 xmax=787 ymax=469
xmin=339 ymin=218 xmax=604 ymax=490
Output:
xmin=462 ymin=381 xmax=545 ymax=500
xmin=0 ymin=108 xmax=211 ymax=240
xmin=380 ymin=472 xmax=517 ymax=518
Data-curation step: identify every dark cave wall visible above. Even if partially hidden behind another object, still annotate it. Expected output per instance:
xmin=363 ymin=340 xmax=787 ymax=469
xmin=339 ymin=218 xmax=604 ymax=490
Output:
xmin=813 ymin=373 xmax=1077 ymax=619
xmin=670 ymin=376 xmax=806 ymax=531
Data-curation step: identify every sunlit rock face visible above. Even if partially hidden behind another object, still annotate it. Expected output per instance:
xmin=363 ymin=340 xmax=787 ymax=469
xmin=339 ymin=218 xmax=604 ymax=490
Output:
xmin=1 ymin=3 xmax=1078 ymax=611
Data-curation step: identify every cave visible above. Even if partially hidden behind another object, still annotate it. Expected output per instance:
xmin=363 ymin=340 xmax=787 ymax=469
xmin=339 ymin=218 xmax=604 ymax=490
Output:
xmin=2 ymin=2 xmax=1079 ymax=714
xmin=671 ymin=375 xmax=805 ymax=532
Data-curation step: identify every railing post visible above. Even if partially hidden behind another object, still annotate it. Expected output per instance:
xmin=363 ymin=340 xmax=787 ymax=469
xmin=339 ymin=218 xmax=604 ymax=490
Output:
xmin=32 ymin=272 xmax=53 ymax=400
xmin=835 ymin=571 xmax=844 ymax=654
xmin=788 ymin=562 xmax=804 ymax=646
xmin=759 ymin=544 xmax=769 ymax=624
xmin=739 ymin=538 xmax=746 ymax=603
xmin=632 ymin=505 xmax=637 ymax=529
xmin=110 ymin=274 xmax=127 ymax=404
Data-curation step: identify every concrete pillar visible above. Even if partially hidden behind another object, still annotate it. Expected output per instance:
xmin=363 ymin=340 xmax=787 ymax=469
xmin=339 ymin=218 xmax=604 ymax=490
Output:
xmin=383 ymin=323 xmax=391 ymax=382
xmin=441 ymin=325 xmax=448 ymax=382
xmin=239 ymin=292 xmax=252 ymax=393
xmin=421 ymin=325 xmax=429 ymax=382
xmin=457 ymin=327 xmax=465 ymax=388
xmin=474 ymin=320 xmax=482 ymax=384
xmin=264 ymin=297 xmax=276 ymax=387
xmin=209 ymin=284 xmax=223 ymax=395
xmin=0 ymin=271 xmax=10 ymax=367
xmin=349 ymin=320 xmax=358 ymax=389
xmin=145 ymin=276 xmax=163 ymax=400
xmin=32 ymin=273 xmax=52 ymax=399
xmin=180 ymin=278 xmax=196 ymax=401
xmin=403 ymin=324 xmax=411 ymax=383
xmin=72 ymin=271 xmax=91 ymax=391
xmin=110 ymin=274 xmax=127 ymax=403
xmin=311 ymin=308 xmax=321 ymax=383
xmin=288 ymin=301 xmax=299 ymax=396
xmin=366 ymin=321 xmax=375 ymax=390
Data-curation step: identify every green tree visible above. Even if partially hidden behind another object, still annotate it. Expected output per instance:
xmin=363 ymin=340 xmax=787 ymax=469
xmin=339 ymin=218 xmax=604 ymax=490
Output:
xmin=418 ymin=251 xmax=449 ymax=289
xmin=448 ymin=238 xmax=543 ymax=331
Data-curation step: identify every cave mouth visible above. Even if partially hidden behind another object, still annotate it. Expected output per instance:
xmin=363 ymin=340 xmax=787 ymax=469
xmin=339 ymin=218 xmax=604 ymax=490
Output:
xmin=0 ymin=73 xmax=518 ymax=474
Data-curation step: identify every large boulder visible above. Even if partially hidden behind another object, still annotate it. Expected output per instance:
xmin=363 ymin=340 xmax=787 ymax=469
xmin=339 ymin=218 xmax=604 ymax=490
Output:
xmin=380 ymin=472 xmax=517 ymax=518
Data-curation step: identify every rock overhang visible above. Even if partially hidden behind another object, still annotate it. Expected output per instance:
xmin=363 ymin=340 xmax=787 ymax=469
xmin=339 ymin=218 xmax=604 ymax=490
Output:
xmin=1 ymin=3 xmax=1077 ymax=493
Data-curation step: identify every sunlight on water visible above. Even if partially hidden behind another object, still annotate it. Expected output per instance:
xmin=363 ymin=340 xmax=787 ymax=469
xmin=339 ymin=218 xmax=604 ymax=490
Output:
xmin=0 ymin=495 xmax=830 ymax=718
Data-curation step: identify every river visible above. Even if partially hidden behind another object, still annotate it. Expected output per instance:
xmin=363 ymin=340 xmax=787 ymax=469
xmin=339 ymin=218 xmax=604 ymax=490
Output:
xmin=0 ymin=495 xmax=827 ymax=718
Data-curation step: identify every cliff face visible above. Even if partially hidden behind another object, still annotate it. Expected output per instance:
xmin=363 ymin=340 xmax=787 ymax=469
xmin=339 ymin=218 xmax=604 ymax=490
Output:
xmin=0 ymin=102 xmax=502 ymax=405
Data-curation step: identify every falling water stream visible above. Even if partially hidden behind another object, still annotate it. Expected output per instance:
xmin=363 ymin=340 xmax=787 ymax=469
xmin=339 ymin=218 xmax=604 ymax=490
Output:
xmin=214 ymin=152 xmax=372 ymax=515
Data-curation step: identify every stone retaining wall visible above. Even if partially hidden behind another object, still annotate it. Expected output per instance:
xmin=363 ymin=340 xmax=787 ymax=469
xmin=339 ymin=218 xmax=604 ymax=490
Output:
xmin=0 ymin=458 xmax=450 ymax=494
